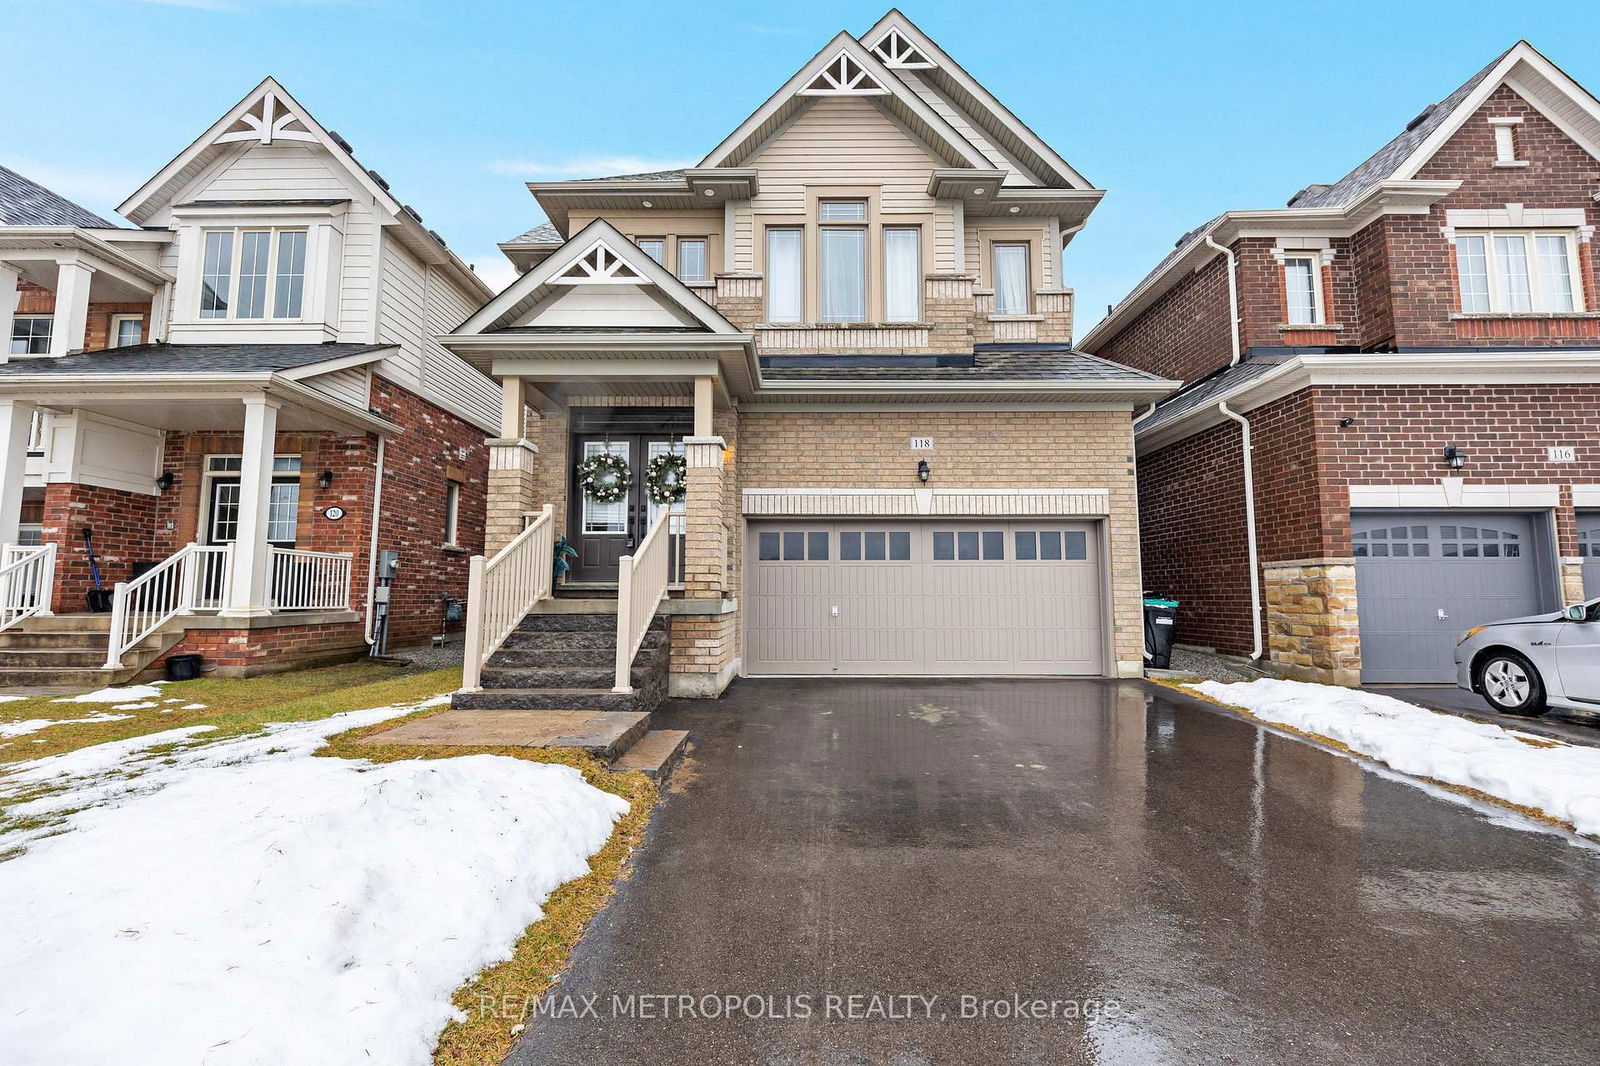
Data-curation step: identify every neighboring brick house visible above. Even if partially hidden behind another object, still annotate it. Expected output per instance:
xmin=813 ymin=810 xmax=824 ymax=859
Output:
xmin=0 ymin=79 xmax=499 ymax=681
xmin=445 ymin=10 xmax=1176 ymax=709
xmin=1079 ymin=41 xmax=1600 ymax=687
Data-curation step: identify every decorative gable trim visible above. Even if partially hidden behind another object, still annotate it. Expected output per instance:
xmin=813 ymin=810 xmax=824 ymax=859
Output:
xmin=869 ymin=28 xmax=935 ymax=70
xmin=553 ymin=240 xmax=647 ymax=284
xmin=798 ymin=50 xmax=889 ymax=96
xmin=214 ymin=89 xmax=318 ymax=146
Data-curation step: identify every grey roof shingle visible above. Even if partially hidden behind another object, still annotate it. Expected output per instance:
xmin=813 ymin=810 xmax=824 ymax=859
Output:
xmin=0 ymin=342 xmax=389 ymax=377
xmin=1135 ymin=353 xmax=1294 ymax=434
xmin=503 ymin=221 xmax=562 ymax=246
xmin=571 ymin=169 xmax=686 ymax=183
xmin=759 ymin=346 xmax=1171 ymax=384
xmin=0 ymin=164 xmax=118 ymax=228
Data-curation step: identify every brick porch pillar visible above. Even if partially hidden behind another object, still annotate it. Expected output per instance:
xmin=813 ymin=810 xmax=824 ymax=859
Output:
xmin=670 ymin=390 xmax=740 ymax=697
xmin=484 ymin=376 xmax=538 ymax=555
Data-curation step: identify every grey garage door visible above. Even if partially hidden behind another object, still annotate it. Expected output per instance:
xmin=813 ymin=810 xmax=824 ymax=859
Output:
xmin=745 ymin=520 xmax=1105 ymax=676
xmin=1580 ymin=512 xmax=1600 ymax=598
xmin=1353 ymin=513 xmax=1547 ymax=684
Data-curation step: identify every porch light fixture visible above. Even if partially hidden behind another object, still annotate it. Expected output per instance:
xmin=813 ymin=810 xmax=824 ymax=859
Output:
xmin=641 ymin=200 xmax=653 ymax=208
xmin=155 ymin=472 xmax=175 ymax=492
xmin=917 ymin=459 xmax=931 ymax=483
xmin=1443 ymin=444 xmax=1465 ymax=470
xmin=1339 ymin=417 xmax=1356 ymax=428
xmin=317 ymin=470 xmax=335 ymax=489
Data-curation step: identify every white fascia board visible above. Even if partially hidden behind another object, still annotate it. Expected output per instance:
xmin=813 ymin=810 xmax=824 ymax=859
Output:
xmin=1078 ymin=182 xmax=1460 ymax=353
xmin=0 ymin=228 xmax=172 ymax=289
xmin=1135 ymin=350 xmax=1600 ymax=455
xmin=487 ymin=357 xmax=724 ymax=379
xmin=755 ymin=378 xmax=1177 ymax=402
xmin=440 ymin=332 xmax=752 ymax=351
xmin=275 ymin=347 xmax=395 ymax=381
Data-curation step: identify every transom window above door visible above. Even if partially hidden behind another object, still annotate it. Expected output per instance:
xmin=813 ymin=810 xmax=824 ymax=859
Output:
xmin=199 ymin=228 xmax=308 ymax=320
xmin=1454 ymin=230 xmax=1583 ymax=314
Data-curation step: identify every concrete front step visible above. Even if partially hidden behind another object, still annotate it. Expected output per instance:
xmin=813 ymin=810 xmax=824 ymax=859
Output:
xmin=0 ymin=665 xmax=119 ymax=688
xmin=480 ymin=663 xmax=653 ymax=690
xmin=0 ymin=647 xmax=115 ymax=668
xmin=15 ymin=614 xmax=116 ymax=633
xmin=357 ymin=709 xmax=653 ymax=760
xmin=453 ymin=687 xmax=650 ymax=713
xmin=610 ymin=729 xmax=689 ymax=779
xmin=501 ymin=629 xmax=666 ymax=652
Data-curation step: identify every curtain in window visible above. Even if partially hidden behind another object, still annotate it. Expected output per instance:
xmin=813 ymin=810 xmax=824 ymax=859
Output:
xmin=1536 ymin=235 xmax=1575 ymax=312
xmin=993 ymin=244 xmax=1029 ymax=316
xmin=766 ymin=229 xmax=803 ymax=323
xmin=1493 ymin=234 xmax=1532 ymax=312
xmin=678 ymin=240 xmax=707 ymax=283
xmin=820 ymin=228 xmax=866 ymax=322
xmin=1284 ymin=257 xmax=1318 ymax=324
xmin=884 ymin=227 xmax=920 ymax=321
xmin=274 ymin=231 xmax=307 ymax=318
xmin=1456 ymin=235 xmax=1490 ymax=313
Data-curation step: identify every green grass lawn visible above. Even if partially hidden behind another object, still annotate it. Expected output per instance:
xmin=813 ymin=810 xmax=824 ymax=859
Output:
xmin=0 ymin=661 xmax=463 ymax=765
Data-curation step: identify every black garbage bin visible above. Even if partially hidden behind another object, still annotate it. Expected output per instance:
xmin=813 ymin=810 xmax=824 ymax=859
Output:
xmin=1143 ymin=596 xmax=1179 ymax=669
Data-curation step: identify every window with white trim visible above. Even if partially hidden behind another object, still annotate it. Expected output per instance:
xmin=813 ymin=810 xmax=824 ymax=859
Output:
xmin=110 ymin=314 xmax=144 ymax=348
xmin=198 ymin=228 xmax=310 ymax=320
xmin=1282 ymin=253 xmax=1324 ymax=325
xmin=883 ymin=226 xmax=921 ymax=322
xmin=766 ymin=227 xmax=804 ymax=323
xmin=9 ymin=316 xmax=52 ymax=355
xmin=1455 ymin=230 xmax=1582 ymax=314
xmin=992 ymin=242 xmax=1030 ymax=316
xmin=819 ymin=200 xmax=868 ymax=323
xmin=636 ymin=238 xmax=666 ymax=265
xmin=677 ymin=238 xmax=707 ymax=283
xmin=443 ymin=480 xmax=462 ymax=546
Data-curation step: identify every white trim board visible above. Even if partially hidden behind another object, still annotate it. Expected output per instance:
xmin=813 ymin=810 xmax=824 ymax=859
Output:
xmin=741 ymin=487 xmax=1112 ymax=517
xmin=1348 ymin=481 xmax=1561 ymax=510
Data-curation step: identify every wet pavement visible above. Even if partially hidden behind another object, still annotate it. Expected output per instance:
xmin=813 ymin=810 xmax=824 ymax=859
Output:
xmin=506 ymin=679 xmax=1600 ymax=1066
xmin=1371 ymin=684 xmax=1600 ymax=748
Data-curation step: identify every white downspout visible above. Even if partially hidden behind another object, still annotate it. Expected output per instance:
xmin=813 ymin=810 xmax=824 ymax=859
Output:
xmin=1204 ymin=234 xmax=1242 ymax=367
xmin=362 ymin=434 xmax=387 ymax=646
xmin=1218 ymin=401 xmax=1263 ymax=661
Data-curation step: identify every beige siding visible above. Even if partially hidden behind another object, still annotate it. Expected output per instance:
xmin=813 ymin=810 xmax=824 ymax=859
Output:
xmin=898 ymin=70 xmax=1040 ymax=186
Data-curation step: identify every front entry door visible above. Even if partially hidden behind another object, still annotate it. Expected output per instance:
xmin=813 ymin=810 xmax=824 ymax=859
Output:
xmin=206 ymin=478 xmax=300 ymax=548
xmin=569 ymin=435 xmax=685 ymax=583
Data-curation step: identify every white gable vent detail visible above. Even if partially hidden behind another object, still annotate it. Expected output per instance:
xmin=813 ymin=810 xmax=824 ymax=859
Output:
xmin=799 ymin=51 xmax=890 ymax=96
xmin=215 ymin=91 xmax=317 ymax=146
xmin=870 ymin=28 xmax=935 ymax=69
xmin=553 ymin=242 xmax=646 ymax=285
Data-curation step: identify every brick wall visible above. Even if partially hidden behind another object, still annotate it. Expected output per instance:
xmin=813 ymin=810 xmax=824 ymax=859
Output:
xmin=41 ymin=482 xmax=161 ymax=613
xmin=14 ymin=282 xmax=153 ymax=351
xmin=155 ymin=621 xmax=369 ymax=677
xmin=1095 ymin=251 xmax=1235 ymax=382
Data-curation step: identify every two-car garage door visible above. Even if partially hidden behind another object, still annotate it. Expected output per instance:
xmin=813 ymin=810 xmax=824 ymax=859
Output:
xmin=745 ymin=520 xmax=1105 ymax=676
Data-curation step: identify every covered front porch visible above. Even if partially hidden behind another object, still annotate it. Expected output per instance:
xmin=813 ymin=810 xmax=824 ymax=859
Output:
xmin=0 ymin=350 xmax=396 ymax=678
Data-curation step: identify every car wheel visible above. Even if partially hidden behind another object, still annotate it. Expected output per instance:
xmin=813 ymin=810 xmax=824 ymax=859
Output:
xmin=1476 ymin=651 xmax=1548 ymax=717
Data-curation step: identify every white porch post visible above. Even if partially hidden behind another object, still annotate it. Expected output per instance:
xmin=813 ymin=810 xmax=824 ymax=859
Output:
xmin=0 ymin=265 xmax=20 ymax=362
xmin=500 ymin=375 xmax=525 ymax=439
xmin=0 ymin=399 xmax=36 ymax=545
xmin=221 ymin=394 xmax=281 ymax=617
xmin=49 ymin=259 xmax=95 ymax=358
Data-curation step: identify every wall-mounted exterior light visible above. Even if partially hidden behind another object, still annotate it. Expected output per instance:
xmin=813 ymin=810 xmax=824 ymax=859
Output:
xmin=917 ymin=459 xmax=931 ymax=483
xmin=317 ymin=470 xmax=335 ymax=489
xmin=155 ymin=472 xmax=175 ymax=492
xmin=1443 ymin=444 xmax=1465 ymax=470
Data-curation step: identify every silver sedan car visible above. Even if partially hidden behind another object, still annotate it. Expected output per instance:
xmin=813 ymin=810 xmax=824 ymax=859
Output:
xmin=1455 ymin=597 xmax=1600 ymax=716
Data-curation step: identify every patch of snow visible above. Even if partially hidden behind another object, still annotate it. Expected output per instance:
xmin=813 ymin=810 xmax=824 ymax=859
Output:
xmin=0 ymin=694 xmax=26 ymax=704
xmin=111 ymin=701 xmax=159 ymax=711
xmin=180 ymin=703 xmax=207 ymax=710
xmin=0 ymin=695 xmax=625 ymax=1064
xmin=0 ymin=712 xmax=134 ymax=740
xmin=1191 ymin=679 xmax=1600 ymax=835
xmin=51 ymin=684 xmax=163 ymax=704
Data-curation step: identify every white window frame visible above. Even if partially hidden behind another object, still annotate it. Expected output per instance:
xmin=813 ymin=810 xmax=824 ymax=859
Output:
xmin=1281 ymin=252 xmax=1326 ymax=326
xmin=195 ymin=227 xmax=311 ymax=322
xmin=676 ymin=237 xmax=708 ymax=283
xmin=992 ymin=242 xmax=1031 ymax=317
xmin=636 ymin=238 xmax=666 ymax=266
xmin=1454 ymin=229 xmax=1585 ymax=314
xmin=765 ymin=227 xmax=805 ymax=324
xmin=883 ymin=226 xmax=921 ymax=322
xmin=109 ymin=314 xmax=144 ymax=348
xmin=201 ymin=454 xmax=303 ymax=546
xmin=8 ymin=315 xmax=53 ymax=355
xmin=443 ymin=480 xmax=462 ymax=547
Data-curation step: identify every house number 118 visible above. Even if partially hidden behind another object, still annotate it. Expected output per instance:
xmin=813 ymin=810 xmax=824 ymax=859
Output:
xmin=909 ymin=437 xmax=934 ymax=450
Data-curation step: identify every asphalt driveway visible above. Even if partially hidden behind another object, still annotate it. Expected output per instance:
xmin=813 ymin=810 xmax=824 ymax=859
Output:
xmin=508 ymin=679 xmax=1600 ymax=1065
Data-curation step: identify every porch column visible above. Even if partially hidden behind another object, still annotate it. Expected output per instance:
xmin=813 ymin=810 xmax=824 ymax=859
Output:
xmin=0 ymin=265 xmax=20 ymax=363
xmin=482 ymin=375 xmax=538 ymax=555
xmin=221 ymin=394 xmax=281 ymax=616
xmin=0 ymin=399 xmax=36 ymax=545
xmin=682 ymin=434 xmax=728 ymax=597
xmin=48 ymin=259 xmax=95 ymax=358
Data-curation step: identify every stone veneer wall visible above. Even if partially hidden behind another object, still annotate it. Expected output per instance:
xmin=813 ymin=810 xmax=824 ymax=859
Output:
xmin=1263 ymin=559 xmax=1361 ymax=687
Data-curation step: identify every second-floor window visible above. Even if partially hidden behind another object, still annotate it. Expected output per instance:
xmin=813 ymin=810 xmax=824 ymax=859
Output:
xmin=200 ymin=228 xmax=309 ymax=321
xmin=1282 ymin=254 xmax=1324 ymax=325
xmin=1456 ymin=230 xmax=1581 ymax=314
xmin=884 ymin=227 xmax=920 ymax=322
xmin=678 ymin=238 xmax=707 ymax=283
xmin=819 ymin=200 xmax=867 ymax=323
xmin=110 ymin=314 xmax=144 ymax=347
xmin=9 ymin=316 xmax=52 ymax=355
xmin=993 ymin=242 xmax=1030 ymax=316
xmin=767 ymin=228 xmax=804 ymax=323
xmin=637 ymin=238 xmax=666 ymax=266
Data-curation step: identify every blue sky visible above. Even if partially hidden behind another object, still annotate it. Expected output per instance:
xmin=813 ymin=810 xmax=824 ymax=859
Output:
xmin=5 ymin=0 xmax=1599 ymax=333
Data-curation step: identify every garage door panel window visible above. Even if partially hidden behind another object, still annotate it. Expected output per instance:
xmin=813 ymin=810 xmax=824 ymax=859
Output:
xmin=1440 ymin=524 xmax=1520 ymax=559
xmin=840 ymin=530 xmax=910 ymax=561
xmin=1353 ymin=525 xmax=1431 ymax=558
xmin=935 ymin=529 xmax=1004 ymax=561
xmin=1013 ymin=529 xmax=1087 ymax=561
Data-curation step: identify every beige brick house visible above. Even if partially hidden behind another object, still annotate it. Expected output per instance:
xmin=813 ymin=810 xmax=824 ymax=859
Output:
xmin=444 ymin=11 xmax=1175 ymax=706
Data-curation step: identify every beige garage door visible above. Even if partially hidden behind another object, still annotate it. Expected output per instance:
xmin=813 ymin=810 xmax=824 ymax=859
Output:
xmin=745 ymin=520 xmax=1105 ymax=676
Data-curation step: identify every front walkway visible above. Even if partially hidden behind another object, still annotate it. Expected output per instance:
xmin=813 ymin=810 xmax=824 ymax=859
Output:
xmin=508 ymin=678 xmax=1600 ymax=1065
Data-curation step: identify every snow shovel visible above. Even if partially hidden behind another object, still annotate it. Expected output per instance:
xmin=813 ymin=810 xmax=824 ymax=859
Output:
xmin=83 ymin=527 xmax=114 ymax=613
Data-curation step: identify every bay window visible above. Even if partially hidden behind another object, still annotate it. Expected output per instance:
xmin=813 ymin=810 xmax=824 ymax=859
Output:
xmin=1282 ymin=253 xmax=1323 ymax=325
xmin=766 ymin=227 xmax=804 ymax=323
xmin=1455 ymin=230 xmax=1582 ymax=313
xmin=992 ymin=242 xmax=1030 ymax=316
xmin=883 ymin=227 xmax=920 ymax=321
xmin=198 ymin=228 xmax=310 ymax=321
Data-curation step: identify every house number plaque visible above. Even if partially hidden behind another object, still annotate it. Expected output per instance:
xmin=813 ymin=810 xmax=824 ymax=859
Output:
xmin=324 ymin=506 xmax=347 ymax=521
xmin=909 ymin=437 xmax=934 ymax=450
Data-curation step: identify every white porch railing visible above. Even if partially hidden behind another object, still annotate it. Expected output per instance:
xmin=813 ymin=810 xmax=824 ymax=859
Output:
xmin=0 ymin=543 xmax=57 ymax=632
xmin=462 ymin=504 xmax=556 ymax=691
xmin=269 ymin=547 xmax=354 ymax=611
xmin=104 ymin=543 xmax=232 ymax=669
xmin=614 ymin=510 xmax=671 ymax=694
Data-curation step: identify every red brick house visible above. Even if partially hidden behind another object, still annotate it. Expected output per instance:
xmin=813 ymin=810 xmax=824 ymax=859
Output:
xmin=1080 ymin=41 xmax=1600 ymax=686
xmin=0 ymin=79 xmax=500 ymax=683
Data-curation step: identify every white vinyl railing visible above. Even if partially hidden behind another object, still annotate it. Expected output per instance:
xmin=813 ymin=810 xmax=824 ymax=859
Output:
xmin=614 ymin=510 xmax=671 ymax=693
xmin=269 ymin=547 xmax=355 ymax=611
xmin=104 ymin=543 xmax=232 ymax=669
xmin=0 ymin=543 xmax=56 ymax=632
xmin=462 ymin=504 xmax=555 ymax=691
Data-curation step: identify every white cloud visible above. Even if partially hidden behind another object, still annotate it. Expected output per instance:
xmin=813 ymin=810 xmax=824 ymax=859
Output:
xmin=485 ymin=156 xmax=696 ymax=179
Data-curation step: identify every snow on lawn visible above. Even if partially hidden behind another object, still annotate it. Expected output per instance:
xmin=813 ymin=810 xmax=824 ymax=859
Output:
xmin=1191 ymin=679 xmax=1600 ymax=835
xmin=0 ymin=712 xmax=133 ymax=740
xmin=0 ymin=699 xmax=630 ymax=1065
xmin=51 ymin=684 xmax=163 ymax=704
